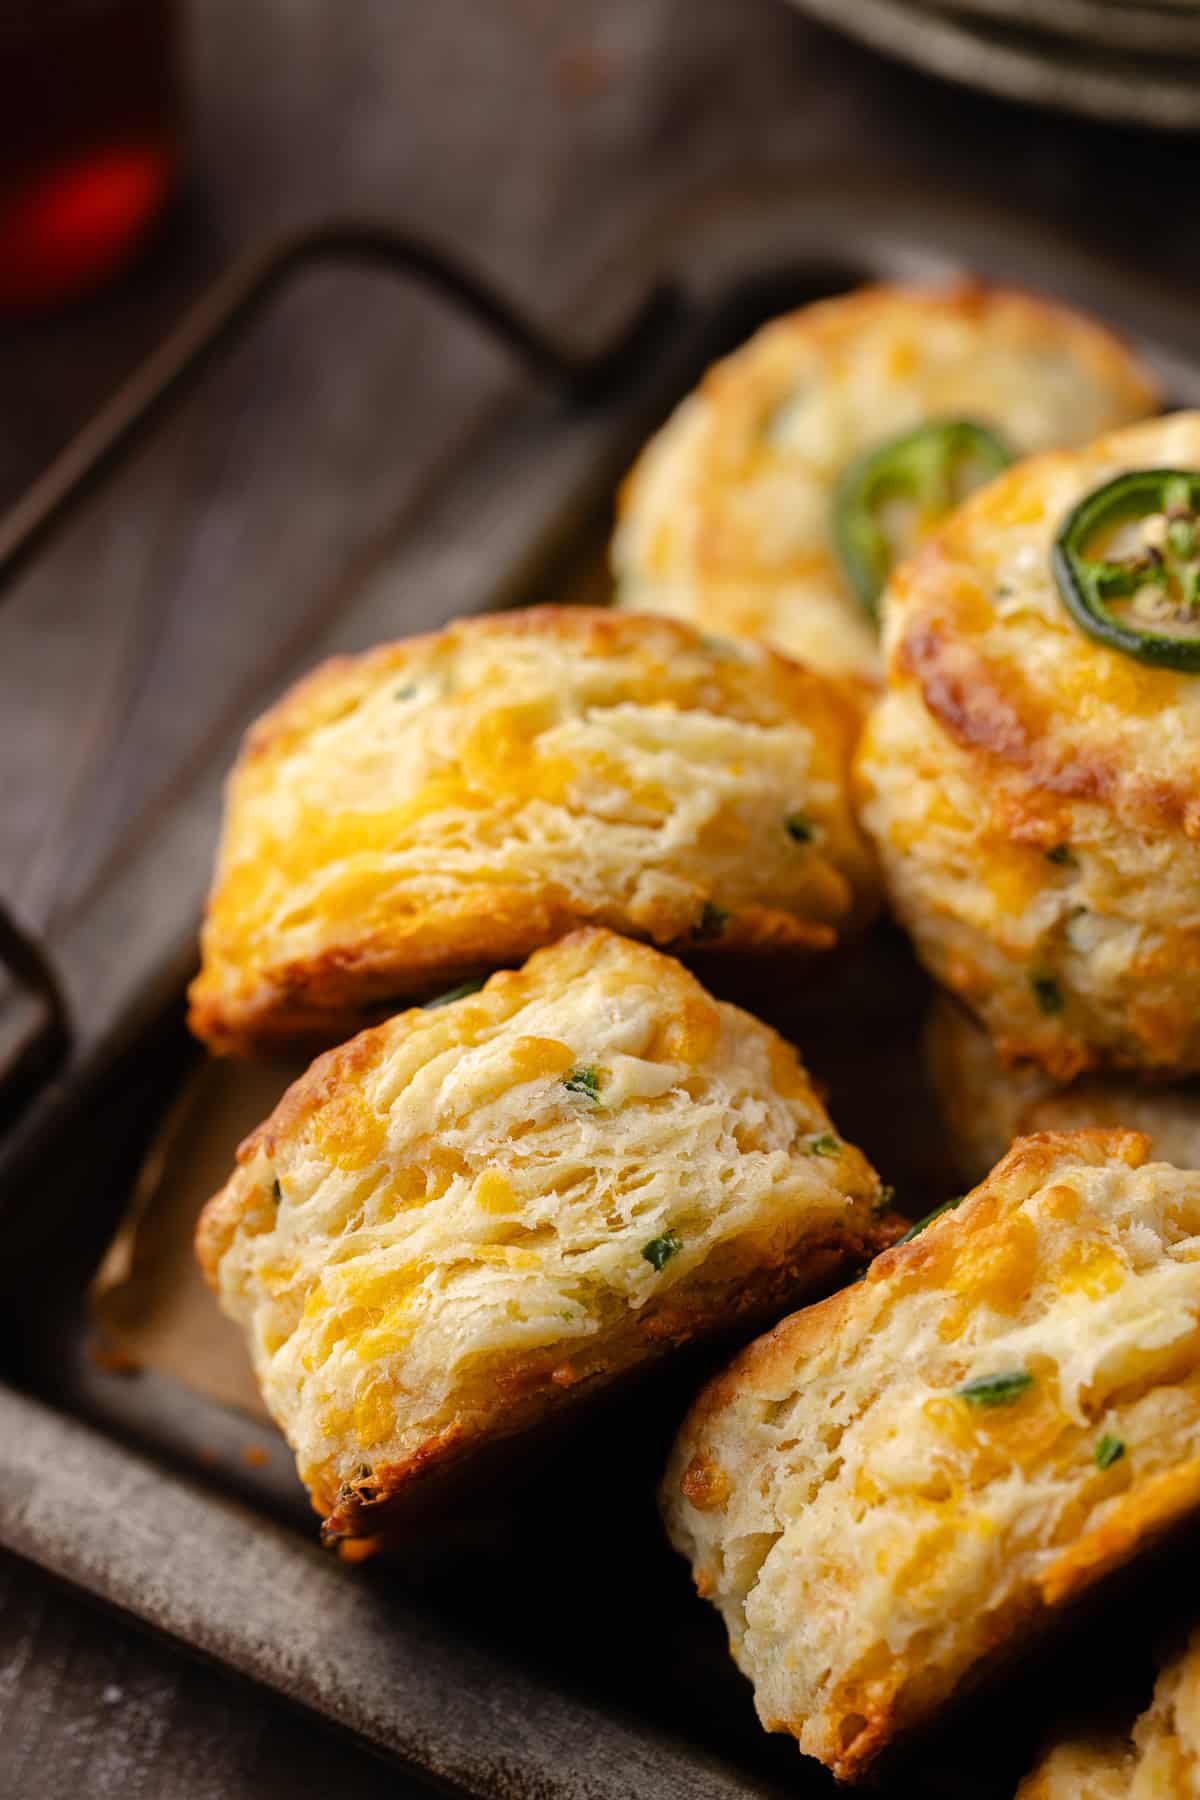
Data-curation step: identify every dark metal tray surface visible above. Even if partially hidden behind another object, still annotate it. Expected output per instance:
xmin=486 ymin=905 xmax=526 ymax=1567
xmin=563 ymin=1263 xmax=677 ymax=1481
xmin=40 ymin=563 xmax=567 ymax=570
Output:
xmin=4 ymin=178 xmax=1200 ymax=1799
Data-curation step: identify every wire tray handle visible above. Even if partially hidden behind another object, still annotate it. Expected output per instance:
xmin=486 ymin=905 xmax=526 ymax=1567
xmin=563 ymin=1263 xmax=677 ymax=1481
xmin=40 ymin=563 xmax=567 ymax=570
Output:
xmin=0 ymin=219 xmax=676 ymax=1119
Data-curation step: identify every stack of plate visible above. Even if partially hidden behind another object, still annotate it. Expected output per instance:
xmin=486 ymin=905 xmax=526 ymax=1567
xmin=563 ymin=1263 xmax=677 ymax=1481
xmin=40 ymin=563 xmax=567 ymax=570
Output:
xmin=786 ymin=0 xmax=1200 ymax=128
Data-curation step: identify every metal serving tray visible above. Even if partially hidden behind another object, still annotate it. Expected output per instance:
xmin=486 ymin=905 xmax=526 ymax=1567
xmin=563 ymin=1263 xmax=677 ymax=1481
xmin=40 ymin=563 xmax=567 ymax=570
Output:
xmin=4 ymin=178 xmax=1200 ymax=1800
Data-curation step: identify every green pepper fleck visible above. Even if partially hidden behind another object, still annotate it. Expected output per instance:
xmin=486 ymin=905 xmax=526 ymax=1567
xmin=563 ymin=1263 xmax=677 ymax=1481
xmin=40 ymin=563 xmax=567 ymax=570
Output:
xmin=691 ymin=901 xmax=728 ymax=942
xmin=1052 ymin=468 xmax=1200 ymax=671
xmin=1044 ymin=844 xmax=1075 ymax=867
xmin=785 ymin=812 xmax=815 ymax=844
xmin=894 ymin=1195 xmax=962 ymax=1245
xmin=807 ymin=1132 xmax=841 ymax=1157
xmin=1169 ymin=515 xmax=1198 ymax=561
xmin=563 ymin=1065 xmax=601 ymax=1101
xmin=1031 ymin=971 xmax=1064 ymax=1015
xmin=271 ymin=1177 xmax=282 ymax=1203
xmin=833 ymin=419 xmax=1012 ymax=619
xmin=1094 ymin=1433 xmax=1125 ymax=1471
xmin=874 ymin=1184 xmax=896 ymax=1214
xmin=957 ymin=1370 xmax=1033 ymax=1407
xmin=422 ymin=976 xmax=488 ymax=1009
xmin=642 ymin=1230 xmax=683 ymax=1272
xmin=394 ymin=683 xmax=418 ymax=701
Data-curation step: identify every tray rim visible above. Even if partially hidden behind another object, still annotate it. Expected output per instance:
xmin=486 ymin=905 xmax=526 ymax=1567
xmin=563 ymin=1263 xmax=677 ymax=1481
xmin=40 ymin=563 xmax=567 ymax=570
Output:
xmin=0 ymin=1381 xmax=786 ymax=1800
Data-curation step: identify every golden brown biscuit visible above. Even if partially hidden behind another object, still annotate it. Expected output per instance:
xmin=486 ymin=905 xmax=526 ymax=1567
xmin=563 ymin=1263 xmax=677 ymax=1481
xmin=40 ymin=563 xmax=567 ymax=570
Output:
xmin=1018 ymin=1741 xmax=1138 ymax=1799
xmin=927 ymin=993 xmax=1200 ymax=1186
xmin=663 ymin=1129 xmax=1200 ymax=1783
xmin=612 ymin=282 xmax=1157 ymax=681
xmin=197 ymin=929 xmax=895 ymax=1551
xmin=1017 ymin=1631 xmax=1200 ymax=1797
xmin=858 ymin=412 xmax=1200 ymax=1082
xmin=189 ymin=606 xmax=877 ymax=1056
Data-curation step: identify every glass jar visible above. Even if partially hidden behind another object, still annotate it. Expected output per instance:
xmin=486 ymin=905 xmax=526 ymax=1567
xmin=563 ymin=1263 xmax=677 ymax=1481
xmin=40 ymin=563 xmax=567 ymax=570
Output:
xmin=0 ymin=1 xmax=179 ymax=310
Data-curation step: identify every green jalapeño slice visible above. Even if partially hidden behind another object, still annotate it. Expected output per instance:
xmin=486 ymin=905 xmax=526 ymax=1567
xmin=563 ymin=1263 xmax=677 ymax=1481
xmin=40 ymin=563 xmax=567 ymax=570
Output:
xmin=833 ymin=419 xmax=1012 ymax=619
xmin=1053 ymin=469 xmax=1200 ymax=671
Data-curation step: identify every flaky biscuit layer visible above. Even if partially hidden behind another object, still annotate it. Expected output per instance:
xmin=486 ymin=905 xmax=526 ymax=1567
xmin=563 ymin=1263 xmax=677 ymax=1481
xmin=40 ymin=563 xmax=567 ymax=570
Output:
xmin=664 ymin=1130 xmax=1200 ymax=1781
xmin=198 ymin=929 xmax=894 ymax=1549
xmin=190 ymin=606 xmax=875 ymax=1055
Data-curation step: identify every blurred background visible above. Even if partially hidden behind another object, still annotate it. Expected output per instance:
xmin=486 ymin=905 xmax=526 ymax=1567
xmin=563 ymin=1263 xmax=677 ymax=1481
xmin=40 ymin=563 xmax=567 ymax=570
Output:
xmin=1 ymin=2 xmax=1198 ymax=1795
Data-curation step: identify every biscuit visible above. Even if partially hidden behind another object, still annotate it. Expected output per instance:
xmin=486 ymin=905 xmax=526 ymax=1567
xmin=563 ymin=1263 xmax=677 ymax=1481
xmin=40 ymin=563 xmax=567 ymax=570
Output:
xmin=1017 ymin=1631 xmax=1200 ymax=1797
xmin=927 ymin=993 xmax=1200 ymax=1186
xmin=612 ymin=283 xmax=1157 ymax=681
xmin=663 ymin=1129 xmax=1200 ymax=1782
xmin=196 ymin=928 xmax=895 ymax=1551
xmin=858 ymin=411 xmax=1200 ymax=1081
xmin=189 ymin=606 xmax=877 ymax=1056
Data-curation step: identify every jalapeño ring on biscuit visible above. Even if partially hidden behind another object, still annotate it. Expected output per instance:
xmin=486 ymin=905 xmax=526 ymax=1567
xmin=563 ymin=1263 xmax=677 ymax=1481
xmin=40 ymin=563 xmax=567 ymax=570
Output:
xmin=834 ymin=417 xmax=1012 ymax=619
xmin=612 ymin=282 xmax=1158 ymax=681
xmin=1053 ymin=467 xmax=1200 ymax=671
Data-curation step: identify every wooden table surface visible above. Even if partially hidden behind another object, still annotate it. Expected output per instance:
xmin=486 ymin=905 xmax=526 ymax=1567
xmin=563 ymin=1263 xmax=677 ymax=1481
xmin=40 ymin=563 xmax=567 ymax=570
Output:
xmin=2 ymin=2 xmax=1199 ymax=1794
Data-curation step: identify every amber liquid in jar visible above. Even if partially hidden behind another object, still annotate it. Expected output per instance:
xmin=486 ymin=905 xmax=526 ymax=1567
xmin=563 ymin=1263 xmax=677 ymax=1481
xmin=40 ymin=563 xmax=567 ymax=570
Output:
xmin=0 ymin=0 xmax=178 ymax=310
